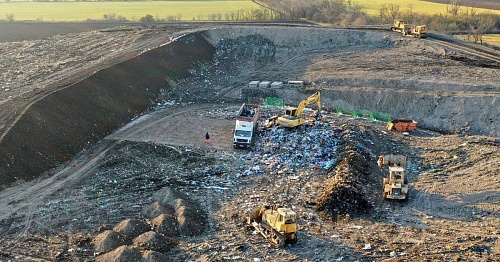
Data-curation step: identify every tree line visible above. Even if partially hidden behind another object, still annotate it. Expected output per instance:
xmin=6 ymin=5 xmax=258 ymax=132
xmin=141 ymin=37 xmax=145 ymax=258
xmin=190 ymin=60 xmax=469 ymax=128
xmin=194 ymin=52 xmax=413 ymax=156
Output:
xmin=261 ymin=0 xmax=500 ymax=45
xmin=4 ymin=0 xmax=500 ymax=44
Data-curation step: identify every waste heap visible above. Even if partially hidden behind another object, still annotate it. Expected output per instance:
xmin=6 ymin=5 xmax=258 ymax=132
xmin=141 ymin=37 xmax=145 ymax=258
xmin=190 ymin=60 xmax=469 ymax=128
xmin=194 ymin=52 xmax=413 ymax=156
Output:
xmin=316 ymin=125 xmax=378 ymax=218
xmin=253 ymin=122 xmax=342 ymax=174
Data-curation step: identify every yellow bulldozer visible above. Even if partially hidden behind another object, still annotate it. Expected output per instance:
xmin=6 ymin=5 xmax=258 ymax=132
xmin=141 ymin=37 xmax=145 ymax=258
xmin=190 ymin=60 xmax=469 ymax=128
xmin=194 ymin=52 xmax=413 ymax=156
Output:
xmin=277 ymin=91 xmax=321 ymax=128
xmin=378 ymin=154 xmax=409 ymax=200
xmin=247 ymin=205 xmax=298 ymax=246
xmin=391 ymin=20 xmax=426 ymax=38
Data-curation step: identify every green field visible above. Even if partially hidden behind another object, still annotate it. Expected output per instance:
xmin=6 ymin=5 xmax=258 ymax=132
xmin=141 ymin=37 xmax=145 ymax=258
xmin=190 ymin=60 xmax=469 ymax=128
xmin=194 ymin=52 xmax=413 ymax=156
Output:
xmin=1 ymin=0 xmax=499 ymax=22
xmin=0 ymin=1 xmax=262 ymax=21
xmin=359 ymin=0 xmax=500 ymax=16
xmin=482 ymin=34 xmax=500 ymax=47
xmin=456 ymin=34 xmax=500 ymax=47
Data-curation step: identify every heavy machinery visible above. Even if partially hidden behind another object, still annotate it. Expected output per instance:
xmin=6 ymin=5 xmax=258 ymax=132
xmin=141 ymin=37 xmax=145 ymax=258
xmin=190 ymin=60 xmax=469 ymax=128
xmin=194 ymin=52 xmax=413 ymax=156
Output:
xmin=277 ymin=91 xmax=321 ymax=128
xmin=378 ymin=154 xmax=409 ymax=200
xmin=233 ymin=103 xmax=260 ymax=148
xmin=391 ymin=20 xmax=426 ymax=38
xmin=247 ymin=205 xmax=298 ymax=247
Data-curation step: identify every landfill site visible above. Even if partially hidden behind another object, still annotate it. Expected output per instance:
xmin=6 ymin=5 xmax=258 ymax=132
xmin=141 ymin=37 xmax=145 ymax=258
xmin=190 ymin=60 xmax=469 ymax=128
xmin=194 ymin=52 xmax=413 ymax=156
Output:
xmin=0 ymin=23 xmax=499 ymax=261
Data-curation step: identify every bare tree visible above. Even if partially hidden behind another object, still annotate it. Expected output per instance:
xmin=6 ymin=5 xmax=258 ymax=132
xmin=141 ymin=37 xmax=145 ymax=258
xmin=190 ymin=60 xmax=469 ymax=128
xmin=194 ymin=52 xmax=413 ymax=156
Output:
xmin=387 ymin=4 xmax=400 ymax=21
xmin=448 ymin=0 xmax=460 ymax=16
xmin=378 ymin=4 xmax=388 ymax=23
xmin=470 ymin=13 xmax=496 ymax=45
xmin=6 ymin=13 xmax=15 ymax=22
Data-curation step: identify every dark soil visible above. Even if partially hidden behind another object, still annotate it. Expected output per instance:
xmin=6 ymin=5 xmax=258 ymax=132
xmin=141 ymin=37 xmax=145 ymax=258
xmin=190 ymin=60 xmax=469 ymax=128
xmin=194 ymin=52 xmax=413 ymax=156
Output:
xmin=0 ymin=31 xmax=215 ymax=185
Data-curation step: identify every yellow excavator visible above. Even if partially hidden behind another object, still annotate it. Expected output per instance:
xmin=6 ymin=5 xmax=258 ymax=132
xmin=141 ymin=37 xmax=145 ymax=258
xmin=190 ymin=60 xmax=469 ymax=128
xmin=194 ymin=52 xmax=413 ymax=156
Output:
xmin=277 ymin=91 xmax=321 ymax=128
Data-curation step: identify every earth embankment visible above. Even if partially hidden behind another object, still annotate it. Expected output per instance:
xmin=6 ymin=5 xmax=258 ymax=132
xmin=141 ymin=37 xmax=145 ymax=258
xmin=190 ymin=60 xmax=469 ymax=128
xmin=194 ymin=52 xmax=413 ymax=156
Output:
xmin=0 ymin=31 xmax=215 ymax=185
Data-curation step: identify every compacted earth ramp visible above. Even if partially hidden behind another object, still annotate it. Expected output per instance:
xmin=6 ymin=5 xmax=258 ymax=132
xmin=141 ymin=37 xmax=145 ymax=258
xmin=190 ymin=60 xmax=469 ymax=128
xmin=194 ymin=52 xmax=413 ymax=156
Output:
xmin=0 ymin=31 xmax=215 ymax=185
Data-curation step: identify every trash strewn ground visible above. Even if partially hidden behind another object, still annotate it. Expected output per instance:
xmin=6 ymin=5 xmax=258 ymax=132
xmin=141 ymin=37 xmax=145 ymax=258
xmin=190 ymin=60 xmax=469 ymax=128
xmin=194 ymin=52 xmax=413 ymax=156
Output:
xmin=0 ymin=24 xmax=499 ymax=261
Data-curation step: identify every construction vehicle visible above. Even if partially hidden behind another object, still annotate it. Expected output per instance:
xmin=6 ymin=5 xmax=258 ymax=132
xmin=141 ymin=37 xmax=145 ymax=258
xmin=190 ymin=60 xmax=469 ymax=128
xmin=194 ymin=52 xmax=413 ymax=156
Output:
xmin=277 ymin=91 xmax=321 ymax=128
xmin=387 ymin=119 xmax=418 ymax=132
xmin=264 ymin=115 xmax=278 ymax=128
xmin=247 ymin=205 xmax=298 ymax=246
xmin=233 ymin=104 xmax=260 ymax=148
xmin=378 ymin=154 xmax=409 ymax=200
xmin=391 ymin=20 xmax=426 ymax=38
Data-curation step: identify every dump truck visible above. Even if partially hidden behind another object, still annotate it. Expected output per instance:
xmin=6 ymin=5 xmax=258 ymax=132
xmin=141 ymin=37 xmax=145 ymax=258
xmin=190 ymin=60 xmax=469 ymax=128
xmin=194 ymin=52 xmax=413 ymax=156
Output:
xmin=277 ymin=91 xmax=321 ymax=128
xmin=378 ymin=154 xmax=409 ymax=200
xmin=391 ymin=20 xmax=427 ymax=38
xmin=386 ymin=119 xmax=418 ymax=132
xmin=233 ymin=104 xmax=260 ymax=148
xmin=247 ymin=205 xmax=298 ymax=247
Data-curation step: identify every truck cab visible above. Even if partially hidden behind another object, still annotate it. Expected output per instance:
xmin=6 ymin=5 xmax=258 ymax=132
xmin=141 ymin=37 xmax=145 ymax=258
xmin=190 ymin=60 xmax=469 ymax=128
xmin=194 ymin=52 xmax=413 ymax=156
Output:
xmin=233 ymin=120 xmax=254 ymax=148
xmin=233 ymin=104 xmax=260 ymax=148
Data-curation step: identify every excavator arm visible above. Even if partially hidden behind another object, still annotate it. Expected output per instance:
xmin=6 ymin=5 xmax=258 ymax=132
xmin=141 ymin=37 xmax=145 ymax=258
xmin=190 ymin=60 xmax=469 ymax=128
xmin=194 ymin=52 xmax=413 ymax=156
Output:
xmin=277 ymin=91 xmax=321 ymax=128
xmin=294 ymin=91 xmax=321 ymax=117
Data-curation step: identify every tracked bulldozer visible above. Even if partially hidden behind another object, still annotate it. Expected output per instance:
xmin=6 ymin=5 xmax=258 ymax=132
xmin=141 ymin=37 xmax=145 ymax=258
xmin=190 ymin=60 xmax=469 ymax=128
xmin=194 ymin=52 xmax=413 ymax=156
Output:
xmin=391 ymin=20 xmax=427 ymax=38
xmin=247 ymin=205 xmax=298 ymax=247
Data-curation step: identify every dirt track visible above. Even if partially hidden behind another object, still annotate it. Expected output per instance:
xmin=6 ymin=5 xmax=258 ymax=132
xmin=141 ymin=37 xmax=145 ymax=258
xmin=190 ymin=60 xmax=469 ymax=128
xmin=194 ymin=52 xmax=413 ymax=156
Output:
xmin=0 ymin=23 xmax=499 ymax=261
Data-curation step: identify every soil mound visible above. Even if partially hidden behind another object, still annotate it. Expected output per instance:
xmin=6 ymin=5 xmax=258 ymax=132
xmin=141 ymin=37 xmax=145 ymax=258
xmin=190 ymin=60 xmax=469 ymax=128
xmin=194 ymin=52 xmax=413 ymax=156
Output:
xmin=113 ymin=219 xmax=151 ymax=238
xmin=95 ymin=245 xmax=142 ymax=262
xmin=92 ymin=230 xmax=131 ymax=254
xmin=316 ymin=127 xmax=378 ymax=217
xmin=133 ymin=231 xmax=177 ymax=253
xmin=150 ymin=214 xmax=179 ymax=238
xmin=141 ymin=201 xmax=174 ymax=219
xmin=153 ymin=187 xmax=208 ymax=236
xmin=141 ymin=250 xmax=172 ymax=262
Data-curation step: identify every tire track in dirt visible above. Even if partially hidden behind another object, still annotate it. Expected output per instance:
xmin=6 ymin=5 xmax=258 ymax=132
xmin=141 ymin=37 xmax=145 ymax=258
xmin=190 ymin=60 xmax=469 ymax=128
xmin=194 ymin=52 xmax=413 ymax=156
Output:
xmin=427 ymin=36 xmax=500 ymax=66
xmin=0 ymin=103 xmax=232 ymax=242
xmin=0 ymin=27 xmax=200 ymax=144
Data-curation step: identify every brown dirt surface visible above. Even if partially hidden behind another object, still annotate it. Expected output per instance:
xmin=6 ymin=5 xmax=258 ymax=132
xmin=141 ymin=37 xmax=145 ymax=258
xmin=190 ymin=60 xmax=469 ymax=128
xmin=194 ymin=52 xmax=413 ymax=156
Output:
xmin=0 ymin=23 xmax=499 ymax=262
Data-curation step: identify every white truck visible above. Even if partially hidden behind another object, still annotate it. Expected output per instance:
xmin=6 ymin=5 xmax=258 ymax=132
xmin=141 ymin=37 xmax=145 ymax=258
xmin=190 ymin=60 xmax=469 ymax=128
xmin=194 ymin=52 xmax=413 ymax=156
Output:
xmin=233 ymin=104 xmax=260 ymax=149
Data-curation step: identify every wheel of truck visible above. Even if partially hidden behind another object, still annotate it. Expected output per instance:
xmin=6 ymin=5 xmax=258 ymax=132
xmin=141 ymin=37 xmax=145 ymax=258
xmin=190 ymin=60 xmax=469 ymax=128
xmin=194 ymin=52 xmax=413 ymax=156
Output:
xmin=289 ymin=233 xmax=298 ymax=244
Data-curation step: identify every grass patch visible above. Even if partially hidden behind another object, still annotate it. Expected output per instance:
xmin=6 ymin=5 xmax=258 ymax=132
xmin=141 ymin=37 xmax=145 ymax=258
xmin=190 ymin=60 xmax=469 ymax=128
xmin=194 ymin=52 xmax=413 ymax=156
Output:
xmin=335 ymin=107 xmax=391 ymax=122
xmin=455 ymin=34 xmax=500 ymax=47
xmin=0 ymin=1 xmax=262 ymax=22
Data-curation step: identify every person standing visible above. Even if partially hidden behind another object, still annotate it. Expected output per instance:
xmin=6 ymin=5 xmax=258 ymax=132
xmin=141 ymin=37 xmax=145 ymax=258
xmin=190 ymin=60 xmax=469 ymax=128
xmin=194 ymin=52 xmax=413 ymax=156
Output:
xmin=205 ymin=132 xmax=210 ymax=143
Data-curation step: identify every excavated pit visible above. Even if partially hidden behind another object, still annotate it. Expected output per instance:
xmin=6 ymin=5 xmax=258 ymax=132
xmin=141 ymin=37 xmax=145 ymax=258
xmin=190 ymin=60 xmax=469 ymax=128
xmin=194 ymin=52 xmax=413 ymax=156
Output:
xmin=0 ymin=26 xmax=498 ymax=186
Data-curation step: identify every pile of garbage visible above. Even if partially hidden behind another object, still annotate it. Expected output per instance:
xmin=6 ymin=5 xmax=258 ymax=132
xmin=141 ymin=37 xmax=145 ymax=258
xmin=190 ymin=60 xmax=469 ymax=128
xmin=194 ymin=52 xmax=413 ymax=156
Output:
xmin=316 ymin=126 xmax=379 ymax=218
xmin=252 ymin=121 xmax=343 ymax=175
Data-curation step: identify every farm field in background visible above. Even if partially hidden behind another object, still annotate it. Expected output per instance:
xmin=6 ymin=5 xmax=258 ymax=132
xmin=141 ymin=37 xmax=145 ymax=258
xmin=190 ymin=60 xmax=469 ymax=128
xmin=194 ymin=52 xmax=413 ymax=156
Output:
xmin=0 ymin=1 xmax=262 ymax=21
xmin=0 ymin=0 xmax=500 ymax=22
xmin=456 ymin=34 xmax=500 ymax=47
xmin=482 ymin=34 xmax=500 ymax=47
xmin=357 ymin=0 xmax=500 ymax=16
